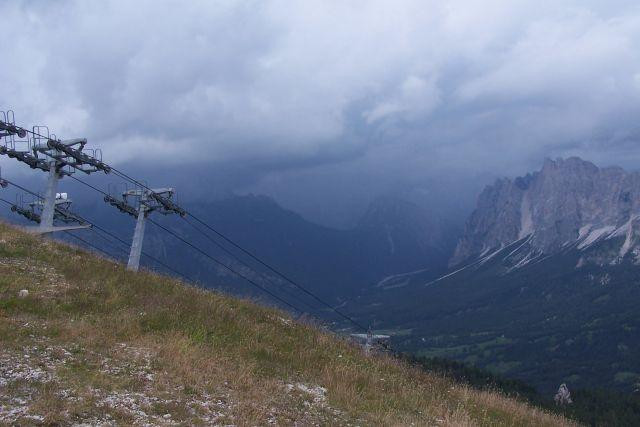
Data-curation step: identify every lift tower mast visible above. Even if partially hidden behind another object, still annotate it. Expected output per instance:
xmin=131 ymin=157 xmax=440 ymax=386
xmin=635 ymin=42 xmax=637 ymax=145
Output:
xmin=105 ymin=186 xmax=184 ymax=271
xmin=0 ymin=110 xmax=109 ymax=234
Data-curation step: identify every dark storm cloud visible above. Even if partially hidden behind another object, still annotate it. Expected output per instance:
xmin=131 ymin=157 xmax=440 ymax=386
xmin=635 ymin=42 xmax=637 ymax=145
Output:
xmin=3 ymin=0 xmax=640 ymax=224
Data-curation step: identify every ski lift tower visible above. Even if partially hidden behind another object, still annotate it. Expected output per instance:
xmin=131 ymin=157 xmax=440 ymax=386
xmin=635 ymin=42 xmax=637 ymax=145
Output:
xmin=0 ymin=110 xmax=110 ymax=234
xmin=104 ymin=186 xmax=185 ymax=271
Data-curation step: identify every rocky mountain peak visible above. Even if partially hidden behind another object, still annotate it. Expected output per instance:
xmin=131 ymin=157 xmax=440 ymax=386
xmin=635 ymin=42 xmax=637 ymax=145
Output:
xmin=450 ymin=157 xmax=640 ymax=268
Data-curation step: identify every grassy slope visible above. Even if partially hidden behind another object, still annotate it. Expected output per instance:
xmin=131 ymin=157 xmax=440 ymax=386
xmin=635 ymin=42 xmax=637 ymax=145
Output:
xmin=0 ymin=222 xmax=573 ymax=426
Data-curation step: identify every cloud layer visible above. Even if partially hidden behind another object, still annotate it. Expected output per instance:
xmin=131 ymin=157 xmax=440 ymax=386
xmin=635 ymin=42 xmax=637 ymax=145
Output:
xmin=3 ymin=1 xmax=640 ymax=223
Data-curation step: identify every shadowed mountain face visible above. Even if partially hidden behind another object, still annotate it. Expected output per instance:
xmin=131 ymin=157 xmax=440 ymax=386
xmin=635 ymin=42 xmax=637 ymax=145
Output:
xmin=354 ymin=196 xmax=454 ymax=279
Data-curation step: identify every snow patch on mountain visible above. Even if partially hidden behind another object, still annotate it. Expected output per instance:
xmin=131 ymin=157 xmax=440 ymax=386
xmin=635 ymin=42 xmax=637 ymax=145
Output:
xmin=577 ymin=225 xmax=616 ymax=249
xmin=518 ymin=195 xmax=533 ymax=239
xmin=376 ymin=268 xmax=430 ymax=289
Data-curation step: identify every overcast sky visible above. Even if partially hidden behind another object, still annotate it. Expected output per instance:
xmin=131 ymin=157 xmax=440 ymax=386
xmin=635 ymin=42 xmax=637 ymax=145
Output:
xmin=3 ymin=0 xmax=640 ymax=226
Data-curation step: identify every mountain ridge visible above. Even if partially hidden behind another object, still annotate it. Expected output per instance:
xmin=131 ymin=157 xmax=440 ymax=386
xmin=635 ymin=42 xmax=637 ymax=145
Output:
xmin=451 ymin=157 xmax=640 ymax=270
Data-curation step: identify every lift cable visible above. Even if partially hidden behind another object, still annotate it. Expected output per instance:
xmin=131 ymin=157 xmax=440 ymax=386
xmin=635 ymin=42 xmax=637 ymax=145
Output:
xmin=147 ymin=217 xmax=303 ymax=314
xmin=179 ymin=214 xmax=320 ymax=313
xmin=109 ymin=166 xmax=368 ymax=332
xmin=63 ymin=230 xmax=119 ymax=260
xmin=64 ymin=173 xmax=309 ymax=315
xmin=1 ymin=179 xmax=193 ymax=282
xmin=10 ymin=123 xmax=365 ymax=331
xmin=68 ymin=173 xmax=320 ymax=313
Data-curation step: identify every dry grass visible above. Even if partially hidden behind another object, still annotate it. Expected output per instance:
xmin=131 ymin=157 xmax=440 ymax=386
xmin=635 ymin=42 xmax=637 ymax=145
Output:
xmin=0 ymin=221 xmax=576 ymax=426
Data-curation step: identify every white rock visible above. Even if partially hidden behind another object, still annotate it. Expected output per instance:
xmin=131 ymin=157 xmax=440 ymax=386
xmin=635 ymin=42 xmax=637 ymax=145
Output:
xmin=18 ymin=289 xmax=29 ymax=298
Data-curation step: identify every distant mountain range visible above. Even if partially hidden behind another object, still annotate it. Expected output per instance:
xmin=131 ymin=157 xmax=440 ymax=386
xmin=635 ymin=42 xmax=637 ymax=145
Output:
xmin=350 ymin=157 xmax=640 ymax=393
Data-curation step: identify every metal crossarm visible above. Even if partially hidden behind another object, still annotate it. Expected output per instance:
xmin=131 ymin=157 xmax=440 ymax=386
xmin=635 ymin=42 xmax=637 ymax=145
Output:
xmin=9 ymin=198 xmax=90 ymax=232
xmin=28 ymin=194 xmax=89 ymax=226
xmin=0 ymin=145 xmax=57 ymax=173
xmin=45 ymin=139 xmax=111 ymax=173
xmin=104 ymin=194 xmax=138 ymax=217
xmin=0 ymin=120 xmax=27 ymax=138
xmin=53 ymin=207 xmax=85 ymax=224
xmin=149 ymin=192 xmax=186 ymax=216
xmin=11 ymin=204 xmax=41 ymax=224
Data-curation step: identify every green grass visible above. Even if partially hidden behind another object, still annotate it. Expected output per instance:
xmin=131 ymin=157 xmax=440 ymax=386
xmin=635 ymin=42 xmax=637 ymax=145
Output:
xmin=0 ymin=222 xmax=574 ymax=425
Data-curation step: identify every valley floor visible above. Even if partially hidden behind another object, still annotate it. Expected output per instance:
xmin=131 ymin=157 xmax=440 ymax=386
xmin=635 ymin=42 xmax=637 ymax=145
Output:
xmin=0 ymin=222 xmax=573 ymax=425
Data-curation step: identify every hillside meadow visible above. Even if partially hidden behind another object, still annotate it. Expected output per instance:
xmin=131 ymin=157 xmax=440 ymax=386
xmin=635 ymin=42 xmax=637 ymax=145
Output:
xmin=0 ymin=222 xmax=573 ymax=425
